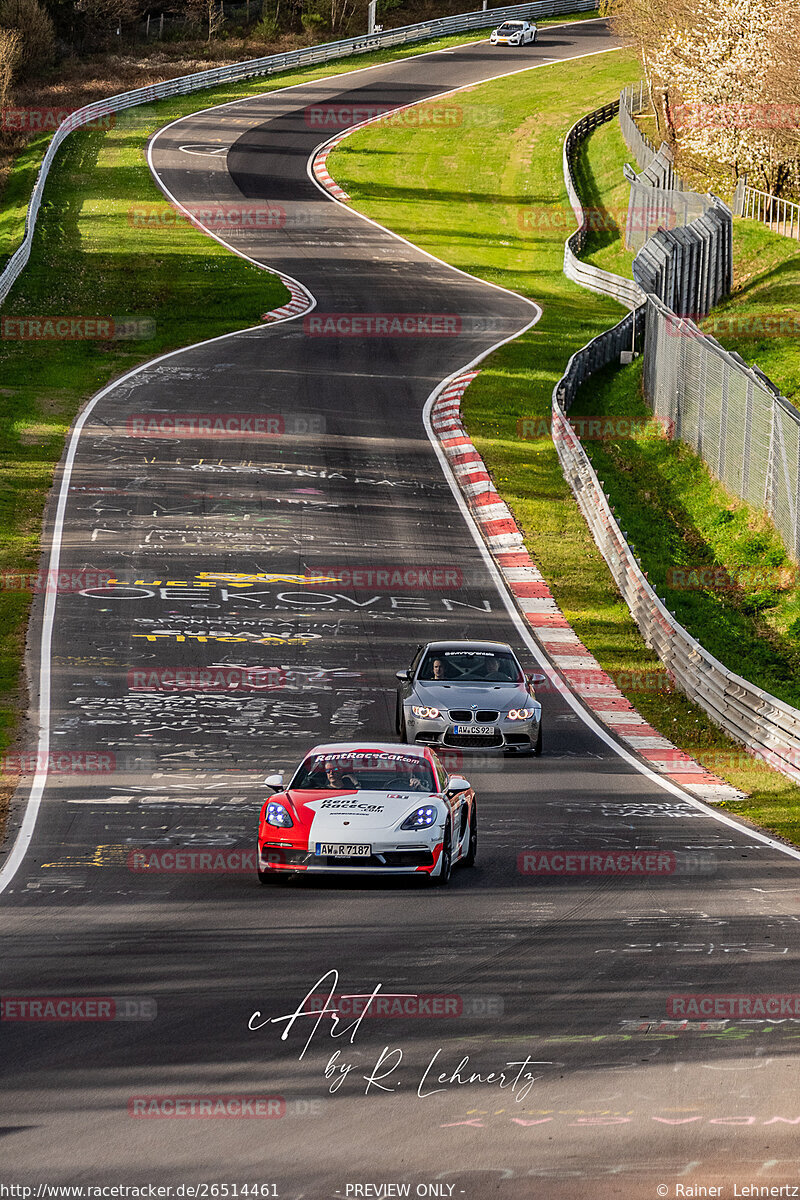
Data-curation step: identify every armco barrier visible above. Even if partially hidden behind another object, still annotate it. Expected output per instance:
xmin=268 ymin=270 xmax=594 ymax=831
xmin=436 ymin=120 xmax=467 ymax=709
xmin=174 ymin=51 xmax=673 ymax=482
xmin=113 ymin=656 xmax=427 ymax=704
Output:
xmin=562 ymin=101 xmax=646 ymax=310
xmin=0 ymin=0 xmax=598 ymax=307
xmin=554 ymin=97 xmax=800 ymax=786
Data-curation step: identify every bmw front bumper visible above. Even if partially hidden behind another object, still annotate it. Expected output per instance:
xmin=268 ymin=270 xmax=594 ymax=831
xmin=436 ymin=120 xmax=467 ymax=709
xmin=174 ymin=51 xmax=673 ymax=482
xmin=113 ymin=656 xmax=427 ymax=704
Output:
xmin=404 ymin=712 xmax=538 ymax=753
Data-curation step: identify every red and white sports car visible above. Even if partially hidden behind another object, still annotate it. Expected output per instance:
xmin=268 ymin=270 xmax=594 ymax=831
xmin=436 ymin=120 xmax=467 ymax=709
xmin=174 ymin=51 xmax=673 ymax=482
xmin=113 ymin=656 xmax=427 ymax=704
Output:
xmin=257 ymin=742 xmax=477 ymax=886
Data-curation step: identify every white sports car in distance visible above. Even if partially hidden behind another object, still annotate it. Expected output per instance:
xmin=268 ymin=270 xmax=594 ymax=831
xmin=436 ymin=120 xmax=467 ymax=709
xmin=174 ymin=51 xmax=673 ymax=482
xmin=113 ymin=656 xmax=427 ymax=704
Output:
xmin=490 ymin=20 xmax=537 ymax=45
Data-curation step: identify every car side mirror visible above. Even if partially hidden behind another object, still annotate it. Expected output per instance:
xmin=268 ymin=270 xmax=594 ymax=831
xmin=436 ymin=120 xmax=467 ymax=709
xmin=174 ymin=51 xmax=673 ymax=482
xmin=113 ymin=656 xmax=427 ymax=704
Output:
xmin=446 ymin=775 xmax=470 ymax=796
xmin=264 ymin=773 xmax=284 ymax=792
xmin=396 ymin=670 xmax=410 ymax=681
xmin=526 ymin=672 xmax=546 ymax=688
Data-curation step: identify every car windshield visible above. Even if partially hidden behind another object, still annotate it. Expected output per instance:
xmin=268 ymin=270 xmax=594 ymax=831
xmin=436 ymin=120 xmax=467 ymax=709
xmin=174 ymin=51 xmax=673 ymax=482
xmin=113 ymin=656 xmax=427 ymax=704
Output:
xmin=498 ymin=23 xmax=521 ymax=30
xmin=291 ymin=751 xmax=437 ymax=792
xmin=417 ymin=649 xmax=523 ymax=684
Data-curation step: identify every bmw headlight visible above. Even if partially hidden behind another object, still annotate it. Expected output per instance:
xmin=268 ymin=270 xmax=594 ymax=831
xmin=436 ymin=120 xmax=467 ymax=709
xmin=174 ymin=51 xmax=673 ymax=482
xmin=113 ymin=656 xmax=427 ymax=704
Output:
xmin=400 ymin=805 xmax=439 ymax=830
xmin=411 ymin=705 xmax=441 ymax=719
xmin=507 ymin=708 xmax=535 ymax=721
xmin=265 ymin=801 xmax=293 ymax=828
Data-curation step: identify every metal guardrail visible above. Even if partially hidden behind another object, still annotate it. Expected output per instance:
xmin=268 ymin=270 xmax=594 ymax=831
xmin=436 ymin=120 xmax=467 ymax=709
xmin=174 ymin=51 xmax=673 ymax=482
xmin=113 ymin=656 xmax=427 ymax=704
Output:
xmin=733 ymin=176 xmax=800 ymax=241
xmin=562 ymin=102 xmax=646 ymax=310
xmin=553 ymin=96 xmax=800 ymax=786
xmin=0 ymin=0 xmax=599 ymax=308
xmin=552 ymin=399 xmax=800 ymax=785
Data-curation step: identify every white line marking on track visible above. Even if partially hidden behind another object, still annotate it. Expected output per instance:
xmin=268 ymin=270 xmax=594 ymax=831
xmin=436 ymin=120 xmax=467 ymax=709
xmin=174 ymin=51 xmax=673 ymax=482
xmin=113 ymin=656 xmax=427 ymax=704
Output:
xmin=5 ymin=23 xmax=796 ymax=897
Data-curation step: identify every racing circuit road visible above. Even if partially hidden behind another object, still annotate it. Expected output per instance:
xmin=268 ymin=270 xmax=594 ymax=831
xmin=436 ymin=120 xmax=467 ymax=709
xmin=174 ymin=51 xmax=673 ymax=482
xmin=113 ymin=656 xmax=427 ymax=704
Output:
xmin=3 ymin=18 xmax=800 ymax=1198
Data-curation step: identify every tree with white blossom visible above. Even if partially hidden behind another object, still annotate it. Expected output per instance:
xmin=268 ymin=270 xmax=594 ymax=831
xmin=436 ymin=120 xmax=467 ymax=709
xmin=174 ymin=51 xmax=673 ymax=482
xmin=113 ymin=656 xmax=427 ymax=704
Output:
xmin=603 ymin=0 xmax=799 ymax=194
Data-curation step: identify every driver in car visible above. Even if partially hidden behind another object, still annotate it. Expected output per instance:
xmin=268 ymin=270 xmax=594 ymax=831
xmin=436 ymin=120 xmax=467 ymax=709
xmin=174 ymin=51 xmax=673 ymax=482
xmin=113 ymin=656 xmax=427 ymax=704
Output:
xmin=484 ymin=657 xmax=514 ymax=681
xmin=324 ymin=760 xmax=359 ymax=789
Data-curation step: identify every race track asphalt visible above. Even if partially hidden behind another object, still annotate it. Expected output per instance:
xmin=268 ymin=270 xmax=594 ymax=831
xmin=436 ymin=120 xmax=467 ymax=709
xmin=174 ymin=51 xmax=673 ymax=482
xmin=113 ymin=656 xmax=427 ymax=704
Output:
xmin=3 ymin=19 xmax=800 ymax=1198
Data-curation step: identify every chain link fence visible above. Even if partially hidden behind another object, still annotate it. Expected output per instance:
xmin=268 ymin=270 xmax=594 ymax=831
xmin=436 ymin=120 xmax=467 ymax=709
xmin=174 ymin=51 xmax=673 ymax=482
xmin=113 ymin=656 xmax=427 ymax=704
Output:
xmin=618 ymin=81 xmax=655 ymax=169
xmin=642 ymin=293 xmax=800 ymax=558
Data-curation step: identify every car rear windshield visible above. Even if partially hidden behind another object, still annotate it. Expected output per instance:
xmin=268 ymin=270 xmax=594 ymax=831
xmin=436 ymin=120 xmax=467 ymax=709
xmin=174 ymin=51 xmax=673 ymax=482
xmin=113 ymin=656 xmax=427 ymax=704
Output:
xmin=292 ymin=751 xmax=436 ymax=792
xmin=417 ymin=649 xmax=523 ymax=683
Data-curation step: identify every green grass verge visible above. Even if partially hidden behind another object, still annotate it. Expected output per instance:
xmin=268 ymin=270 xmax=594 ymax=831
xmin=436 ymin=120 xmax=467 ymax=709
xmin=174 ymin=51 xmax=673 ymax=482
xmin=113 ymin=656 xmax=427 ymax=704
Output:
xmin=328 ymin=47 xmax=800 ymax=840
xmin=0 ymin=13 xmax=603 ymax=264
xmin=573 ymin=116 xmax=635 ymax=276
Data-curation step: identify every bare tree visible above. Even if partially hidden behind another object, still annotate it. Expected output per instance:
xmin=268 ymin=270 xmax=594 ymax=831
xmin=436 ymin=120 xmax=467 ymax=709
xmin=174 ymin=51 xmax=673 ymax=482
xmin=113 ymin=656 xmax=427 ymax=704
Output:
xmin=0 ymin=27 xmax=20 ymax=112
xmin=328 ymin=0 xmax=357 ymax=34
xmin=605 ymin=0 xmax=799 ymax=195
xmin=72 ymin=0 xmax=143 ymax=48
xmin=187 ymin=0 xmax=225 ymax=42
xmin=0 ymin=0 xmax=53 ymax=75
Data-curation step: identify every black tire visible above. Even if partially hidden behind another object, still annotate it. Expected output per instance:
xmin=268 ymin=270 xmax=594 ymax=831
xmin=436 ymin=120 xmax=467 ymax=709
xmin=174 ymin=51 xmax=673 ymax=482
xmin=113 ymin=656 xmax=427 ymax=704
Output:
xmin=398 ymin=711 xmax=409 ymax=743
xmin=431 ymin=825 xmax=453 ymax=887
xmin=259 ymin=860 xmax=298 ymax=885
xmin=533 ymin=720 xmax=543 ymax=757
xmin=463 ymin=803 xmax=477 ymax=867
